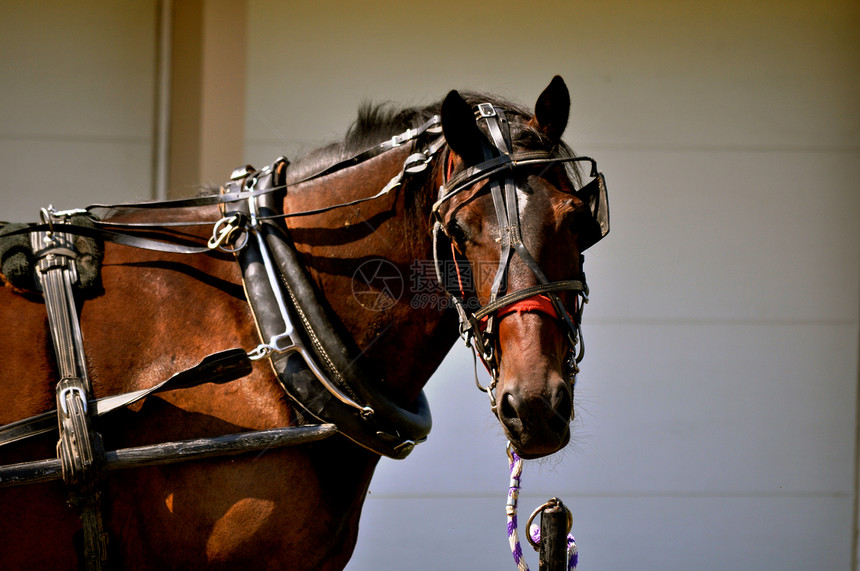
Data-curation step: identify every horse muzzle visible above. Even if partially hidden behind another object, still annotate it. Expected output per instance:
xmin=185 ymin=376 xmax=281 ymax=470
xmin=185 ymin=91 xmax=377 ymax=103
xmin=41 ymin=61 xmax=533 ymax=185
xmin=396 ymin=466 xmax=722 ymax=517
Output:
xmin=496 ymin=374 xmax=572 ymax=459
xmin=494 ymin=311 xmax=573 ymax=459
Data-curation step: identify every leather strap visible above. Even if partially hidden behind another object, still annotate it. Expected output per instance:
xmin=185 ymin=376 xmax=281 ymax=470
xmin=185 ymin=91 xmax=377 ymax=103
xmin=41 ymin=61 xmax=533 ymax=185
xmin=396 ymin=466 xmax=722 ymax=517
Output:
xmin=2 ymin=221 xmax=215 ymax=255
xmin=288 ymin=115 xmax=442 ymax=186
xmin=231 ymin=168 xmax=431 ymax=459
xmin=0 ymin=349 xmax=252 ymax=448
xmin=473 ymin=281 xmax=586 ymax=322
xmin=434 ymin=153 xmax=599 ymax=213
xmin=31 ymin=222 xmax=110 ymax=571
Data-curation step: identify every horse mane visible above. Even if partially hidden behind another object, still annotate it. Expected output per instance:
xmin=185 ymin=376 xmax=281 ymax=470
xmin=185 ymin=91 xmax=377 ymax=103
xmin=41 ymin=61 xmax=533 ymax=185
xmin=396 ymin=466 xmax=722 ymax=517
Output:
xmin=287 ymin=92 xmax=570 ymax=184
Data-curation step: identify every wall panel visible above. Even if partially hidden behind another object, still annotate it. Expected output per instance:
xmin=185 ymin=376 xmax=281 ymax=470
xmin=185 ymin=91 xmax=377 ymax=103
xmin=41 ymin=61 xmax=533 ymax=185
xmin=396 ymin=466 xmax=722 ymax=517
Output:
xmin=0 ymin=0 xmax=157 ymax=222
xmin=244 ymin=1 xmax=860 ymax=568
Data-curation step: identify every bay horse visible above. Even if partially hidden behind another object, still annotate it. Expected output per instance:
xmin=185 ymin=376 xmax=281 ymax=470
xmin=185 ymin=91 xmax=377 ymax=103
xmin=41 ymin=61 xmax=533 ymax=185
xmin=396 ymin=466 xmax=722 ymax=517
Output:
xmin=0 ymin=76 xmax=607 ymax=569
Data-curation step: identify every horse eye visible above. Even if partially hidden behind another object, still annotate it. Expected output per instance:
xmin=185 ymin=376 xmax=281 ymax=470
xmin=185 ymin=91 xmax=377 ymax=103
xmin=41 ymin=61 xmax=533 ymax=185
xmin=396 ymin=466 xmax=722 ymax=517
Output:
xmin=564 ymin=199 xmax=589 ymax=226
xmin=446 ymin=220 xmax=469 ymax=247
xmin=568 ymin=209 xmax=600 ymax=247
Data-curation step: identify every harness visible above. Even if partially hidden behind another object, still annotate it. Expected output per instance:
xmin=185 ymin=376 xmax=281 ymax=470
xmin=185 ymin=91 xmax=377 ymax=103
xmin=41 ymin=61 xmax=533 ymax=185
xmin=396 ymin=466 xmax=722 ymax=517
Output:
xmin=220 ymin=157 xmax=434 ymax=459
xmin=0 ymin=104 xmax=608 ymax=569
xmin=30 ymin=222 xmax=110 ymax=569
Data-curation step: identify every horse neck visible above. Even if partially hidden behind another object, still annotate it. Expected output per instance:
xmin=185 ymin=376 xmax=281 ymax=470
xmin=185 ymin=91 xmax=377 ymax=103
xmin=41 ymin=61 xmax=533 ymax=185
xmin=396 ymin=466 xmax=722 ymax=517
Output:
xmin=283 ymin=147 xmax=458 ymax=403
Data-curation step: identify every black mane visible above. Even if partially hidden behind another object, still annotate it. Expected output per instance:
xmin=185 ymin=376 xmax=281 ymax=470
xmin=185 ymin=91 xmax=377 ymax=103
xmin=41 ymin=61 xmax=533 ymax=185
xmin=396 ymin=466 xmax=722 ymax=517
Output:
xmin=287 ymin=92 xmax=561 ymax=184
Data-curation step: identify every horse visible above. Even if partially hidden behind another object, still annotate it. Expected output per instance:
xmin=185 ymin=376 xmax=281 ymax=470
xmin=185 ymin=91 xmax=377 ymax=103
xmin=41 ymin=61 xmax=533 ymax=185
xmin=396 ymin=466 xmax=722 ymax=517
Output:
xmin=0 ymin=76 xmax=607 ymax=570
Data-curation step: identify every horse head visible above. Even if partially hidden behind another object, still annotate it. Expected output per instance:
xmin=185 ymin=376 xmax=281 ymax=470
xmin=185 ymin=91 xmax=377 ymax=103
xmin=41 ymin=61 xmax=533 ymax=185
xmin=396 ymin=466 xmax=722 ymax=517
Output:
xmin=434 ymin=76 xmax=606 ymax=458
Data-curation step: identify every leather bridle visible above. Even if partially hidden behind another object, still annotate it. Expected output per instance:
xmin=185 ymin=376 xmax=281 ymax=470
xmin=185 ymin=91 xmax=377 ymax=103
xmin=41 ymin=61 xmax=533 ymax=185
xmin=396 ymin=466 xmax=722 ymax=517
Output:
xmin=431 ymin=102 xmax=608 ymax=411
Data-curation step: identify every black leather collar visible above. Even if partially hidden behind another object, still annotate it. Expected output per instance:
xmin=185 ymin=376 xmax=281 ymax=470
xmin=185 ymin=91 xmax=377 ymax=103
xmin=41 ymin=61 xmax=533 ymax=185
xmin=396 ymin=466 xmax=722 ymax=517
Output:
xmin=229 ymin=163 xmax=431 ymax=459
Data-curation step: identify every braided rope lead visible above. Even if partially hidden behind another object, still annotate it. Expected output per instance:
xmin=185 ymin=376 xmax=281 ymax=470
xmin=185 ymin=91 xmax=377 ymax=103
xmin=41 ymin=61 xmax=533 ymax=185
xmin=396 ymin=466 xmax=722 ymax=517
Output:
xmin=506 ymin=444 xmax=578 ymax=571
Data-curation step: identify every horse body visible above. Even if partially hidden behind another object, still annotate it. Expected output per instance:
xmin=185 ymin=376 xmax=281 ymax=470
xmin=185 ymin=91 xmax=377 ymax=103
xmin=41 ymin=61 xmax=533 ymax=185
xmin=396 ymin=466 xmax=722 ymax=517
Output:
xmin=0 ymin=207 xmax=384 ymax=569
xmin=0 ymin=76 xmax=603 ymax=568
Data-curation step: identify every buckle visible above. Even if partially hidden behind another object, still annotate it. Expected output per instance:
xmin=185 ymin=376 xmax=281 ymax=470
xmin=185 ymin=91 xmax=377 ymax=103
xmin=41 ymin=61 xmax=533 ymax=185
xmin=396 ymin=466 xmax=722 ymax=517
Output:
xmin=230 ymin=164 xmax=256 ymax=181
xmin=59 ymin=385 xmax=88 ymax=416
xmin=476 ymin=103 xmax=496 ymax=118
xmin=390 ymin=128 xmax=413 ymax=147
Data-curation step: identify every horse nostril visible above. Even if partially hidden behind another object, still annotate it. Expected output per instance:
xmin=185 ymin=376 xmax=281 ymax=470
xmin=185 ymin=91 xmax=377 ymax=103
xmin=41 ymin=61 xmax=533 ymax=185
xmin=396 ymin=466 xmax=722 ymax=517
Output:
xmin=496 ymin=380 xmax=572 ymax=457
xmin=555 ymin=387 xmax=573 ymax=422
xmin=500 ymin=392 xmax=518 ymax=422
xmin=551 ymin=386 xmax=573 ymax=429
xmin=499 ymin=391 xmax=525 ymax=435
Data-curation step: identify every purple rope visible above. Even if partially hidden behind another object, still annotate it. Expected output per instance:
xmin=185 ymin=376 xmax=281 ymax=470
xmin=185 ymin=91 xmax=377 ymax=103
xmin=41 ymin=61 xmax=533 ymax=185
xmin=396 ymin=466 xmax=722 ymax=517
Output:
xmin=507 ymin=446 xmax=578 ymax=571
xmin=529 ymin=526 xmax=579 ymax=570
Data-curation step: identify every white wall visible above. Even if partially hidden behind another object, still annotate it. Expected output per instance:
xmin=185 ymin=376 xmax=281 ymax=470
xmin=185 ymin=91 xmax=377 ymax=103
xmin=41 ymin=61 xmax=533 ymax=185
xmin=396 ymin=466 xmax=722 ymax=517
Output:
xmin=0 ymin=0 xmax=157 ymax=222
xmin=243 ymin=1 xmax=860 ymax=569
xmin=1 ymin=1 xmax=857 ymax=569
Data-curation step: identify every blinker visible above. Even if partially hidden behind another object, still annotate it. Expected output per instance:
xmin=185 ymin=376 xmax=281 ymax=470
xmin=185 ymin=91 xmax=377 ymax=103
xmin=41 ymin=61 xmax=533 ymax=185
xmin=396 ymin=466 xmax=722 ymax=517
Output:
xmin=575 ymin=172 xmax=609 ymax=251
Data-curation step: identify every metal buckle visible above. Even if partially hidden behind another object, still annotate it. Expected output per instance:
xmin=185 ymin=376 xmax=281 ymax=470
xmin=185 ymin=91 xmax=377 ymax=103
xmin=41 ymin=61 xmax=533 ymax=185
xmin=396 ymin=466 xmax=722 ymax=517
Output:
xmin=392 ymin=439 xmax=416 ymax=455
xmin=59 ymin=386 xmax=88 ymax=416
xmin=477 ymin=103 xmax=496 ymax=118
xmin=390 ymin=128 xmax=414 ymax=147
xmin=230 ymin=164 xmax=256 ymax=181
xmin=247 ymin=332 xmax=295 ymax=361
xmin=208 ymin=214 xmax=249 ymax=252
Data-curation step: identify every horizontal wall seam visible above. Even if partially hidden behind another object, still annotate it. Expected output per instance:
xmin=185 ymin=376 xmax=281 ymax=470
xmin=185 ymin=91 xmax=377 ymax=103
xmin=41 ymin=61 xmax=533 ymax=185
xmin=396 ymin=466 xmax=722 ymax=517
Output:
xmin=363 ymin=491 xmax=853 ymax=500
xmin=587 ymin=318 xmax=857 ymax=327
xmin=0 ymin=134 xmax=150 ymax=145
xmin=245 ymin=137 xmax=860 ymax=155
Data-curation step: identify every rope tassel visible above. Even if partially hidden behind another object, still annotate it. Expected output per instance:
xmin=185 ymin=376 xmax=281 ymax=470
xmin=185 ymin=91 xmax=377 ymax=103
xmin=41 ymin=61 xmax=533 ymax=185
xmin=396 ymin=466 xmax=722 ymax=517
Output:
xmin=506 ymin=444 xmax=578 ymax=571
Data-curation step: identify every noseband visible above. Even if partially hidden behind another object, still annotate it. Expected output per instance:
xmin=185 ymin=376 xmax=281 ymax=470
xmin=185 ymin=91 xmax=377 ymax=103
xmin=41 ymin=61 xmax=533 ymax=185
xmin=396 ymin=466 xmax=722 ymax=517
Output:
xmin=431 ymin=103 xmax=608 ymax=411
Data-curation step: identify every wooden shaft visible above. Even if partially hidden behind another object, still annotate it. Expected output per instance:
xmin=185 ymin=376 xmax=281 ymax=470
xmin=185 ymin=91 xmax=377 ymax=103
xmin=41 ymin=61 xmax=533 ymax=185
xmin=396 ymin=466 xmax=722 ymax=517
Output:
xmin=0 ymin=424 xmax=337 ymax=489
xmin=539 ymin=500 xmax=569 ymax=571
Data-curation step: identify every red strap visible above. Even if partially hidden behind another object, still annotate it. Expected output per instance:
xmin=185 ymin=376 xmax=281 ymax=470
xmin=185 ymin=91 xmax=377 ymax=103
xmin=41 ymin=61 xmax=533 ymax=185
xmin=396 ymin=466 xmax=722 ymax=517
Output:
xmin=479 ymin=294 xmax=559 ymax=329
xmin=496 ymin=294 xmax=559 ymax=320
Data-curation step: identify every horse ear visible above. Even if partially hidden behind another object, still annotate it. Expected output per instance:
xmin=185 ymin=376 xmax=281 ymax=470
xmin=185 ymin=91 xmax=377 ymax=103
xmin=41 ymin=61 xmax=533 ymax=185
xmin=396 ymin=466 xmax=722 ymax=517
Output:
xmin=441 ymin=90 xmax=487 ymax=165
xmin=532 ymin=75 xmax=570 ymax=142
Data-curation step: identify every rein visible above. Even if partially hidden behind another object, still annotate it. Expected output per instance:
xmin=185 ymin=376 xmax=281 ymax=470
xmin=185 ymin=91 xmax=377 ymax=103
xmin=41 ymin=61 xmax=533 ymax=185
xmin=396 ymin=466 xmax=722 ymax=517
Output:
xmin=0 ymin=117 xmax=445 ymax=242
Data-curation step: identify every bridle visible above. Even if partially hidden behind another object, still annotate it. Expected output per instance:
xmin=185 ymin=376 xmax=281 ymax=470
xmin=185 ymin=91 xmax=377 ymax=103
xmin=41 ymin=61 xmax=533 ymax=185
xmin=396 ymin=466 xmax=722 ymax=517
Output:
xmin=431 ymin=103 xmax=609 ymax=411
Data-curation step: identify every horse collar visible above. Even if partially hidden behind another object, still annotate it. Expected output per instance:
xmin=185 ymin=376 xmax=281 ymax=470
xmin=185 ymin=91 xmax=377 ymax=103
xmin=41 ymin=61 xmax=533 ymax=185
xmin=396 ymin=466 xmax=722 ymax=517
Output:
xmin=224 ymin=164 xmax=432 ymax=459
